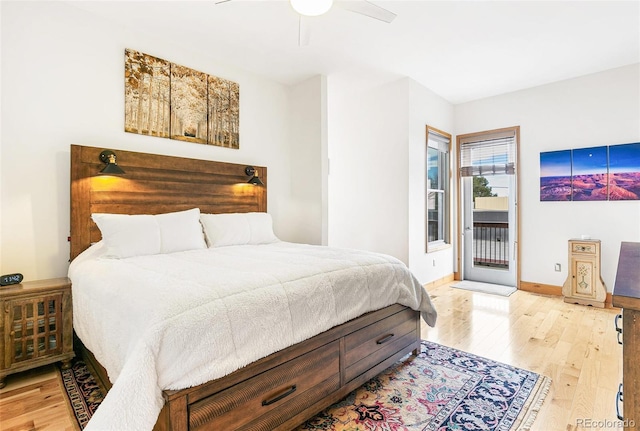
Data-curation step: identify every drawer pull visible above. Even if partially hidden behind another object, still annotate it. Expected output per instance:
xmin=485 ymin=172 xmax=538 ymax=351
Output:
xmin=376 ymin=334 xmax=395 ymax=345
xmin=262 ymin=385 xmax=297 ymax=406
xmin=615 ymin=314 xmax=623 ymax=345
xmin=616 ymin=383 xmax=624 ymax=421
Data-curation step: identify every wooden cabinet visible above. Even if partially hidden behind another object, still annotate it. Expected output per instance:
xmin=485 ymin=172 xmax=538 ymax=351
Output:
xmin=562 ymin=239 xmax=607 ymax=308
xmin=0 ymin=278 xmax=74 ymax=388
xmin=612 ymin=242 xmax=640 ymax=430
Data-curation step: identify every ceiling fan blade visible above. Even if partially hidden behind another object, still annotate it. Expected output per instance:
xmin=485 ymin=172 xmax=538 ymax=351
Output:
xmin=299 ymin=15 xmax=310 ymax=46
xmin=214 ymin=0 xmax=232 ymax=4
xmin=338 ymin=1 xmax=396 ymax=23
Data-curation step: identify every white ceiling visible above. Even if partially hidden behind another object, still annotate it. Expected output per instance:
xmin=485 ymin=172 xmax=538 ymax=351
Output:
xmin=67 ymin=0 xmax=640 ymax=104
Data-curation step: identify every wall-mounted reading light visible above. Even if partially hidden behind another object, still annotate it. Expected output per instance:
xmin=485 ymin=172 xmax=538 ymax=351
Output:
xmin=245 ymin=166 xmax=264 ymax=186
xmin=99 ymin=150 xmax=125 ymax=175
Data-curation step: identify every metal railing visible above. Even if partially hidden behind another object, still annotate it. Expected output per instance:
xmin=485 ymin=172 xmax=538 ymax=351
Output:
xmin=473 ymin=222 xmax=509 ymax=269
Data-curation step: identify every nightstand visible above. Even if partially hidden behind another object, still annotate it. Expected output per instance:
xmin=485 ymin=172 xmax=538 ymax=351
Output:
xmin=0 ymin=277 xmax=74 ymax=388
xmin=562 ymin=239 xmax=607 ymax=308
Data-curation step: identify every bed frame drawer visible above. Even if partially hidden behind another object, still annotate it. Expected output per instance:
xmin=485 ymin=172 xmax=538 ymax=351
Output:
xmin=189 ymin=340 xmax=340 ymax=431
xmin=344 ymin=307 xmax=419 ymax=383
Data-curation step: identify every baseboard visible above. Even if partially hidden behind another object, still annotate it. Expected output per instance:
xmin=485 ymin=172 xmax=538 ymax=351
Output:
xmin=519 ymin=281 xmax=615 ymax=308
xmin=519 ymin=281 xmax=562 ymax=296
xmin=424 ymin=273 xmax=455 ymax=291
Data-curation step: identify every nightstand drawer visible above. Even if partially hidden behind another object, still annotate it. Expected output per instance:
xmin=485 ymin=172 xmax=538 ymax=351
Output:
xmin=189 ymin=340 xmax=340 ymax=431
xmin=344 ymin=308 xmax=418 ymax=382
xmin=571 ymin=242 xmax=597 ymax=254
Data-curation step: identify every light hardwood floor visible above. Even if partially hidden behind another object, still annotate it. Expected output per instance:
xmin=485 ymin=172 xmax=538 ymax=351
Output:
xmin=0 ymin=365 xmax=77 ymax=431
xmin=423 ymin=284 xmax=623 ymax=431
xmin=0 ymin=284 xmax=623 ymax=431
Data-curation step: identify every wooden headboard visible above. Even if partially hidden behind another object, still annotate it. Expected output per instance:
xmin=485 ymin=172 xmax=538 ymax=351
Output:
xmin=70 ymin=145 xmax=267 ymax=260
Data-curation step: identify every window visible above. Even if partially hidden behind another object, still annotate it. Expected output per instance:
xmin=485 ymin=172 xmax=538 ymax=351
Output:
xmin=426 ymin=126 xmax=451 ymax=251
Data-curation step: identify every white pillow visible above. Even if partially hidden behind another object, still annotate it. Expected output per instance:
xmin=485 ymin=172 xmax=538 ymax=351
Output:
xmin=92 ymin=208 xmax=206 ymax=258
xmin=200 ymin=212 xmax=279 ymax=247
xmin=92 ymin=213 xmax=160 ymax=258
xmin=156 ymin=208 xmax=207 ymax=253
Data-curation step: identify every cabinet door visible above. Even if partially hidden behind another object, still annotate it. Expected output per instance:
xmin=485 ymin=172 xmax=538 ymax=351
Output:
xmin=571 ymin=256 xmax=597 ymax=298
xmin=6 ymin=295 xmax=63 ymax=366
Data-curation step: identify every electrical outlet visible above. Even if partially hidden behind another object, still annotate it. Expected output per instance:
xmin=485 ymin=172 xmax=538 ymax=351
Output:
xmin=555 ymin=263 xmax=561 ymax=272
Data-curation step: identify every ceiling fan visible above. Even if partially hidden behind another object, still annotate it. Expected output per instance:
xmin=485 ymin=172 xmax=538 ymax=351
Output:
xmin=215 ymin=0 xmax=396 ymax=46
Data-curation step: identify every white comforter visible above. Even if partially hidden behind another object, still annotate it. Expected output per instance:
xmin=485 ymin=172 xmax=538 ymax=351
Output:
xmin=69 ymin=241 xmax=437 ymax=431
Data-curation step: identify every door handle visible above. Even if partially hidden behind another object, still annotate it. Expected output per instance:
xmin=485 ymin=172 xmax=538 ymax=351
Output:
xmin=616 ymin=383 xmax=624 ymax=421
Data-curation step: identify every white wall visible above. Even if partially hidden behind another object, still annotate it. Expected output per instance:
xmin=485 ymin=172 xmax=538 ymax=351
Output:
xmin=327 ymin=74 xmax=455 ymax=284
xmin=0 ymin=1 xmax=307 ymax=280
xmin=287 ymin=75 xmax=327 ymax=245
xmin=455 ymin=64 xmax=640 ymax=291
xmin=327 ymin=74 xmax=410 ymax=263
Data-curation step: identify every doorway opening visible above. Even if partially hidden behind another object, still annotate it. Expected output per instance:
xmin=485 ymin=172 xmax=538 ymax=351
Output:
xmin=457 ymin=127 xmax=520 ymax=287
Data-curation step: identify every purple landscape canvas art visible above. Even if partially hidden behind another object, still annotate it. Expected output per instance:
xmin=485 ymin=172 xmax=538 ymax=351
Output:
xmin=540 ymin=142 xmax=640 ymax=202
xmin=540 ymin=150 xmax=572 ymax=201
xmin=571 ymin=146 xmax=608 ymax=201
xmin=608 ymin=142 xmax=640 ymax=200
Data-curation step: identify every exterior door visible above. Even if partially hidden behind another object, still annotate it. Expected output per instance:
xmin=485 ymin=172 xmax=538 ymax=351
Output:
xmin=462 ymin=174 xmax=517 ymax=286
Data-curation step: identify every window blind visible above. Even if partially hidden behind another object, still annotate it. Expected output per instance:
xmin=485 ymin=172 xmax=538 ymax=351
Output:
xmin=428 ymin=130 xmax=450 ymax=153
xmin=459 ymin=132 xmax=516 ymax=177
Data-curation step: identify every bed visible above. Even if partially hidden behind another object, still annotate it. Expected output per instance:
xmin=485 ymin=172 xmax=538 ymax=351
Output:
xmin=69 ymin=144 xmax=437 ymax=431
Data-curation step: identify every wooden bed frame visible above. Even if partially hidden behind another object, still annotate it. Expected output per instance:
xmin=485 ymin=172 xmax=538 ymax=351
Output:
xmin=70 ymin=144 xmax=421 ymax=431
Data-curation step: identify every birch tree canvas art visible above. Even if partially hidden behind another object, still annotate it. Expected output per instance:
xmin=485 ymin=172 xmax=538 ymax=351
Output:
xmin=124 ymin=49 xmax=240 ymax=149
xmin=208 ymin=76 xmax=239 ymax=148
xmin=171 ymin=64 xmax=207 ymax=144
xmin=124 ymin=49 xmax=170 ymax=137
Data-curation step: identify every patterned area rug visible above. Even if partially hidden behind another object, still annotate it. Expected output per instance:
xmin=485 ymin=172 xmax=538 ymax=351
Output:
xmin=60 ymin=361 xmax=105 ymax=429
xmin=296 ymin=341 xmax=550 ymax=431
xmin=61 ymin=341 xmax=550 ymax=430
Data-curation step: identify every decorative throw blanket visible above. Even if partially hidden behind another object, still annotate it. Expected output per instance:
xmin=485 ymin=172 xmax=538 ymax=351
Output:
xmin=69 ymin=241 xmax=437 ymax=431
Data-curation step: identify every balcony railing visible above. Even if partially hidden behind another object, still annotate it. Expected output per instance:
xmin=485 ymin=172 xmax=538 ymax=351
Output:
xmin=473 ymin=222 xmax=509 ymax=269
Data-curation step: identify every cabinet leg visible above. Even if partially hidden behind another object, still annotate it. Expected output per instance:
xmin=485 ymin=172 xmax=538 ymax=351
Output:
xmin=61 ymin=360 xmax=73 ymax=370
xmin=0 ymin=377 xmax=6 ymax=389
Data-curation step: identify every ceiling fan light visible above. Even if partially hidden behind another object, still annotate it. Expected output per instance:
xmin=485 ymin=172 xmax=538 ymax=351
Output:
xmin=290 ymin=0 xmax=334 ymax=16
